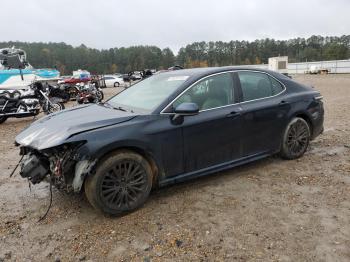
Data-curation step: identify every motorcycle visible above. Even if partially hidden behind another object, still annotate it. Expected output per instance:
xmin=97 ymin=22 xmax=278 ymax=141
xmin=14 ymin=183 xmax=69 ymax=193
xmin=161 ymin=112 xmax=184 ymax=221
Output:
xmin=76 ymin=83 xmax=104 ymax=104
xmin=0 ymin=82 xmax=65 ymax=124
xmin=47 ymin=84 xmax=70 ymax=103
xmin=58 ymin=75 xmax=105 ymax=101
xmin=58 ymin=84 xmax=80 ymax=101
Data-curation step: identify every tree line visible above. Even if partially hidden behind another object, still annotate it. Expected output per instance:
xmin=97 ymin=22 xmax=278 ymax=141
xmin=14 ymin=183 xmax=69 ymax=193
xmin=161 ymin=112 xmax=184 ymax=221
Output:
xmin=1 ymin=35 xmax=349 ymax=75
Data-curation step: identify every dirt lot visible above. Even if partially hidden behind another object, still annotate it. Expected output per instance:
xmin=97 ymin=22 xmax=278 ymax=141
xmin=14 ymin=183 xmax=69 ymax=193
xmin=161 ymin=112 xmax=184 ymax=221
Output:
xmin=0 ymin=75 xmax=349 ymax=262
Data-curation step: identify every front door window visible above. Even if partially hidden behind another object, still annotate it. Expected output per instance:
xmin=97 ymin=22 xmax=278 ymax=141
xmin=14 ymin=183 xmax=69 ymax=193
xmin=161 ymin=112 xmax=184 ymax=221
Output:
xmin=173 ymin=72 xmax=234 ymax=111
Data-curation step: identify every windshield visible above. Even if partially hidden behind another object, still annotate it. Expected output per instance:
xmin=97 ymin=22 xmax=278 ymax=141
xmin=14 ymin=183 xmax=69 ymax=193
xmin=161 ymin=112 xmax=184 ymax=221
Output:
xmin=107 ymin=73 xmax=189 ymax=112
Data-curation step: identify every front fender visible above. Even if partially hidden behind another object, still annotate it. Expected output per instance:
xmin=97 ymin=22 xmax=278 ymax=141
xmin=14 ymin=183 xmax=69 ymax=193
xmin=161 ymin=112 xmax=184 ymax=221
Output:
xmin=67 ymin=122 xmax=164 ymax=191
xmin=70 ymin=139 xmax=161 ymax=192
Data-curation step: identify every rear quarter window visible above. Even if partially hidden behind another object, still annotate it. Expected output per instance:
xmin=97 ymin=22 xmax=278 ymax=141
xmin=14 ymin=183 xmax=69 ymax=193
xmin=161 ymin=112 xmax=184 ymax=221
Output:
xmin=238 ymin=71 xmax=284 ymax=101
xmin=269 ymin=76 xmax=285 ymax=95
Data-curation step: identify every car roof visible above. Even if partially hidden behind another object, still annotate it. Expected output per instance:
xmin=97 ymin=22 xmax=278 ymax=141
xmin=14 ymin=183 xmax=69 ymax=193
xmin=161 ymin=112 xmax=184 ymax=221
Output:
xmin=151 ymin=66 xmax=291 ymax=114
xmin=158 ymin=66 xmax=288 ymax=81
xmin=104 ymin=75 xmax=122 ymax=77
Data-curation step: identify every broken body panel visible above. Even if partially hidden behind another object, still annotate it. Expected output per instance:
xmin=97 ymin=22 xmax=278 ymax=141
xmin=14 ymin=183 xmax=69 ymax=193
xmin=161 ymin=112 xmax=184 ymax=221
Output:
xmin=16 ymin=103 xmax=138 ymax=192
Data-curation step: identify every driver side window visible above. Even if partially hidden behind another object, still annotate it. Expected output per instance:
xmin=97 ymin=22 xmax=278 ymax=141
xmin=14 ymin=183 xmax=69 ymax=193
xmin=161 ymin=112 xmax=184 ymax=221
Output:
xmin=173 ymin=73 xmax=234 ymax=111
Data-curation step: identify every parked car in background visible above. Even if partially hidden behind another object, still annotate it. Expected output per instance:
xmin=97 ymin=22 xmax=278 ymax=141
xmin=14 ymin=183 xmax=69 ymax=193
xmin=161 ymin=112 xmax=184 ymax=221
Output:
xmin=15 ymin=67 xmax=324 ymax=215
xmin=113 ymin=73 xmax=123 ymax=78
xmin=120 ymin=72 xmax=142 ymax=83
xmin=168 ymin=65 xmax=184 ymax=71
xmin=130 ymin=71 xmax=142 ymax=81
xmin=121 ymin=74 xmax=131 ymax=83
xmin=306 ymin=65 xmax=329 ymax=75
xmin=102 ymin=75 xmax=125 ymax=87
xmin=155 ymin=65 xmax=184 ymax=75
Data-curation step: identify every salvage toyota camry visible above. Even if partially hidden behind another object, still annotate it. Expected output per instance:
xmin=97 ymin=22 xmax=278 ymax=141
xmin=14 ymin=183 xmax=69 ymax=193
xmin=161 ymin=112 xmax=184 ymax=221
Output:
xmin=15 ymin=67 xmax=324 ymax=215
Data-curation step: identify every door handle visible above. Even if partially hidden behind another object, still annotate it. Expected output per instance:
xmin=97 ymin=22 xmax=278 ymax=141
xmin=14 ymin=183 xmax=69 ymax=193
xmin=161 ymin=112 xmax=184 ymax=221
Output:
xmin=278 ymin=100 xmax=289 ymax=106
xmin=226 ymin=111 xmax=241 ymax=118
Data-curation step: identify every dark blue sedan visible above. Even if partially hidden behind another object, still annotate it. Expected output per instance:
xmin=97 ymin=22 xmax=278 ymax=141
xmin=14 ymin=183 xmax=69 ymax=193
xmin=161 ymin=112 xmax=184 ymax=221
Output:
xmin=16 ymin=67 xmax=324 ymax=215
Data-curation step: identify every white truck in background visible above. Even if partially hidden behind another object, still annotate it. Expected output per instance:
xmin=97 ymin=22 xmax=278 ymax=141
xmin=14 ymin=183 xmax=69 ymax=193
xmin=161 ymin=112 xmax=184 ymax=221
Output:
xmin=306 ymin=65 xmax=329 ymax=74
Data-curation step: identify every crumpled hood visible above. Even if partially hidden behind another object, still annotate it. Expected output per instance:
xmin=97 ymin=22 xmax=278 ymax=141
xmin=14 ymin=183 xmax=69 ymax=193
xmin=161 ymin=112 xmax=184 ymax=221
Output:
xmin=15 ymin=104 xmax=136 ymax=150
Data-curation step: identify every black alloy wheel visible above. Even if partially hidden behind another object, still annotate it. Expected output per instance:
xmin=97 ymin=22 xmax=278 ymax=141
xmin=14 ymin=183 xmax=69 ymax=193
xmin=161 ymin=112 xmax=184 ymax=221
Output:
xmin=101 ymin=160 xmax=147 ymax=209
xmin=85 ymin=151 xmax=153 ymax=215
xmin=280 ymin=117 xmax=310 ymax=159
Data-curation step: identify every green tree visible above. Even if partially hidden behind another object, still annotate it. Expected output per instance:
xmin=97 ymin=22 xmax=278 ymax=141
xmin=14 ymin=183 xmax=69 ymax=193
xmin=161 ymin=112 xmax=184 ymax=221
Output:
xmin=1 ymin=35 xmax=349 ymax=74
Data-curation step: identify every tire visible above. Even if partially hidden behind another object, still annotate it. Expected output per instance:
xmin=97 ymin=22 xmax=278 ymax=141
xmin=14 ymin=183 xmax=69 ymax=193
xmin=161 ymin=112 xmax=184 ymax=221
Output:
xmin=47 ymin=102 xmax=65 ymax=114
xmin=114 ymin=82 xmax=120 ymax=87
xmin=280 ymin=117 xmax=310 ymax=160
xmin=96 ymin=90 xmax=104 ymax=102
xmin=84 ymin=150 xmax=153 ymax=215
xmin=0 ymin=116 xmax=8 ymax=124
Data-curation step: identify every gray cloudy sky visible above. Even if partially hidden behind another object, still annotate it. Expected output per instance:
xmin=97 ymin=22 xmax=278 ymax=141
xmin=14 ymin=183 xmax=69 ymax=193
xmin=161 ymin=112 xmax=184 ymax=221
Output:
xmin=4 ymin=0 xmax=350 ymax=52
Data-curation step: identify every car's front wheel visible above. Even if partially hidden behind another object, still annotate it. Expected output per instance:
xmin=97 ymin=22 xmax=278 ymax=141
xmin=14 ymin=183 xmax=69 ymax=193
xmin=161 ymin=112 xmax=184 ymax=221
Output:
xmin=280 ymin=117 xmax=310 ymax=159
xmin=114 ymin=82 xmax=120 ymax=87
xmin=84 ymin=150 xmax=153 ymax=215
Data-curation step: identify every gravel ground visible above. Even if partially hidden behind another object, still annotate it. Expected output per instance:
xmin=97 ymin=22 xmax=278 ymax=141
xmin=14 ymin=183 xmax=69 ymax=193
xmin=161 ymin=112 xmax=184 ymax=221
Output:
xmin=0 ymin=75 xmax=349 ymax=262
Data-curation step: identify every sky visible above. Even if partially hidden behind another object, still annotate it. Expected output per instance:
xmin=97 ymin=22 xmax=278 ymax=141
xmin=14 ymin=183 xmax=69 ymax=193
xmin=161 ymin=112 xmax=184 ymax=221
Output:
xmin=3 ymin=0 xmax=350 ymax=52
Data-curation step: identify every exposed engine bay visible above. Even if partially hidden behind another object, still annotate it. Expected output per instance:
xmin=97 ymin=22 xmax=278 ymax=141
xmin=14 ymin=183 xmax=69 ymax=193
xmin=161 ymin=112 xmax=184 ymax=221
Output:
xmin=19 ymin=143 xmax=96 ymax=192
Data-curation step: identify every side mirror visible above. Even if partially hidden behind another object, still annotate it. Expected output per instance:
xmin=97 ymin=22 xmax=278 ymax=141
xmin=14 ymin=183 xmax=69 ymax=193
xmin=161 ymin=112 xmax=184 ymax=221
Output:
xmin=174 ymin=102 xmax=199 ymax=116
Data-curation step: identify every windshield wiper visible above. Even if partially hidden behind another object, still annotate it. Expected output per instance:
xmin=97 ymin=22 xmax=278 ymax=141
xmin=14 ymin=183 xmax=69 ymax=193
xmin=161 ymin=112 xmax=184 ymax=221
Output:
xmin=113 ymin=106 xmax=127 ymax=112
xmin=103 ymin=102 xmax=134 ymax=113
xmin=102 ymin=101 xmax=113 ymax=108
xmin=103 ymin=102 xmax=127 ymax=112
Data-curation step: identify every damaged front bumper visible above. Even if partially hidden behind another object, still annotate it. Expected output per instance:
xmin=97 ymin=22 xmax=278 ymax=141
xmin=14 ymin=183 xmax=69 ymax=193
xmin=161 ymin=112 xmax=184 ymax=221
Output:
xmin=18 ymin=142 xmax=96 ymax=192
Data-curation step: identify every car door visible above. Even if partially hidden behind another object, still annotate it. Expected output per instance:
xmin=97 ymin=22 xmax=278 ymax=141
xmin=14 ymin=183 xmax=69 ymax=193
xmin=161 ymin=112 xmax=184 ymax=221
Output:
xmin=237 ymin=71 xmax=290 ymax=156
xmin=116 ymin=77 xmax=123 ymax=85
xmin=171 ymin=72 xmax=244 ymax=174
xmin=103 ymin=76 xmax=113 ymax=87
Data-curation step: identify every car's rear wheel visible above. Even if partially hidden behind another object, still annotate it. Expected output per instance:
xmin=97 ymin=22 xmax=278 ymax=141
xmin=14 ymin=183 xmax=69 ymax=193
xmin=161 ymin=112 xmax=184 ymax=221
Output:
xmin=114 ymin=82 xmax=120 ymax=87
xmin=280 ymin=117 xmax=310 ymax=159
xmin=84 ymin=150 xmax=153 ymax=215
